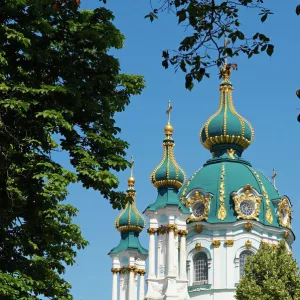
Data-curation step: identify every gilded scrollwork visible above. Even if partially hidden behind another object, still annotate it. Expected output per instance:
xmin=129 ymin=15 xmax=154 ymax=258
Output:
xmin=212 ymin=240 xmax=221 ymax=248
xmin=244 ymin=222 xmax=253 ymax=232
xmin=232 ymin=184 xmax=261 ymax=221
xmin=185 ymin=189 xmax=213 ymax=223
xmin=194 ymin=224 xmax=203 ymax=233
xmin=278 ymin=197 xmax=292 ymax=229
xmin=195 ymin=242 xmax=201 ymax=251
xmin=218 ymin=164 xmax=227 ymax=220
xmin=245 ymin=240 xmax=252 ymax=249
xmin=225 ymin=240 xmax=234 ymax=247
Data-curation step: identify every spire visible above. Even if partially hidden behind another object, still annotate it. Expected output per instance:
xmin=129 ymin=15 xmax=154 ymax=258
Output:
xmin=200 ymin=64 xmax=254 ymax=156
xmin=150 ymin=100 xmax=186 ymax=189
xmin=115 ymin=157 xmax=146 ymax=233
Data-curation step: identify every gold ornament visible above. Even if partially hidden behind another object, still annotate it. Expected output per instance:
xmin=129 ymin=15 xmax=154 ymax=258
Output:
xmin=212 ymin=240 xmax=221 ymax=248
xmin=227 ymin=149 xmax=236 ymax=159
xmin=218 ymin=164 xmax=227 ymax=220
xmin=232 ymin=184 xmax=261 ymax=221
xmin=284 ymin=231 xmax=290 ymax=239
xmin=195 ymin=242 xmax=201 ymax=251
xmin=166 ymin=224 xmax=177 ymax=233
xmin=194 ymin=224 xmax=203 ymax=233
xmin=147 ymin=228 xmax=158 ymax=235
xmin=119 ymin=267 xmax=128 ymax=274
xmin=157 ymin=226 xmax=167 ymax=235
xmin=278 ymin=197 xmax=292 ymax=229
xmin=244 ymin=222 xmax=253 ymax=232
xmin=178 ymin=229 xmax=188 ymax=236
xmin=111 ymin=268 xmax=120 ymax=274
xmin=186 ymin=190 xmax=212 ymax=223
xmin=225 ymin=240 xmax=234 ymax=247
xmin=128 ymin=266 xmax=137 ymax=273
xmin=245 ymin=240 xmax=252 ymax=249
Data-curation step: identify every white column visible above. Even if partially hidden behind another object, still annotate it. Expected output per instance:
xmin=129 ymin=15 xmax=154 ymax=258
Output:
xmin=133 ymin=272 xmax=138 ymax=300
xmin=139 ymin=271 xmax=146 ymax=300
xmin=174 ymin=232 xmax=179 ymax=277
xmin=156 ymin=233 xmax=162 ymax=278
xmin=111 ymin=269 xmax=118 ymax=300
xmin=119 ymin=272 xmax=127 ymax=300
xmin=128 ymin=267 xmax=135 ymax=300
xmin=147 ymin=228 xmax=157 ymax=278
xmin=180 ymin=231 xmax=188 ymax=280
xmin=167 ymin=224 xmax=176 ymax=276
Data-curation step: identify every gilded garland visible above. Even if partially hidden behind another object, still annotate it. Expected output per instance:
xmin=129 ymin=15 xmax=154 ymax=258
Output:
xmin=278 ymin=197 xmax=292 ymax=229
xmin=217 ymin=164 xmax=227 ymax=220
xmin=232 ymin=185 xmax=261 ymax=221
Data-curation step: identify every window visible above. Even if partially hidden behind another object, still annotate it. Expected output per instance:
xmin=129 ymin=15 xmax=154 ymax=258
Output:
xmin=240 ymin=200 xmax=255 ymax=216
xmin=240 ymin=250 xmax=253 ymax=278
xmin=193 ymin=252 xmax=208 ymax=285
xmin=193 ymin=202 xmax=205 ymax=218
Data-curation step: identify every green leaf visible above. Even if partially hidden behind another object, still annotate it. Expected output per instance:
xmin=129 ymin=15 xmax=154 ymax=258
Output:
xmin=266 ymin=44 xmax=274 ymax=56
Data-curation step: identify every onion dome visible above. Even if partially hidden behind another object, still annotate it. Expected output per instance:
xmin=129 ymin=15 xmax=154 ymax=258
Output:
xmin=110 ymin=158 xmax=148 ymax=255
xmin=150 ymin=101 xmax=186 ymax=189
xmin=115 ymin=158 xmax=146 ymax=233
xmin=146 ymin=101 xmax=190 ymax=214
xmin=200 ymin=64 xmax=254 ymax=154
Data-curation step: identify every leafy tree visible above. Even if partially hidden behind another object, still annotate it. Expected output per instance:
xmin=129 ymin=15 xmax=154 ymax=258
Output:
xmin=0 ymin=0 xmax=144 ymax=299
xmin=235 ymin=240 xmax=300 ymax=300
xmin=146 ymin=0 xmax=274 ymax=90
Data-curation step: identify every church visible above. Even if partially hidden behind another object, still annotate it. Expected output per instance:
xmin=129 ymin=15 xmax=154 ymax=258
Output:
xmin=108 ymin=64 xmax=295 ymax=300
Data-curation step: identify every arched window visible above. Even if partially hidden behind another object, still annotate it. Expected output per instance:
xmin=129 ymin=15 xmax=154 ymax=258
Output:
xmin=240 ymin=250 xmax=253 ymax=278
xmin=193 ymin=252 xmax=208 ymax=284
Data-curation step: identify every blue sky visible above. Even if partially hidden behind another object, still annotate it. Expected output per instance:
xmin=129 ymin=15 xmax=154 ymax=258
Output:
xmin=53 ymin=1 xmax=300 ymax=299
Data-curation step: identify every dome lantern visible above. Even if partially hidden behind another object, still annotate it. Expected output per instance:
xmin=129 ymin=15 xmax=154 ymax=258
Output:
xmin=200 ymin=64 xmax=254 ymax=155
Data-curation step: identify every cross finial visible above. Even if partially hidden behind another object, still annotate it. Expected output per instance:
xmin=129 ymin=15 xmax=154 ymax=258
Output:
xmin=224 ymin=37 xmax=230 ymax=65
xmin=130 ymin=155 xmax=134 ymax=178
xmin=166 ymin=100 xmax=173 ymax=125
xmin=272 ymin=168 xmax=277 ymax=188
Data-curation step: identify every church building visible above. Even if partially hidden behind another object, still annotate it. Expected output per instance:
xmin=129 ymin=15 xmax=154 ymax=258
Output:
xmin=108 ymin=64 xmax=295 ymax=300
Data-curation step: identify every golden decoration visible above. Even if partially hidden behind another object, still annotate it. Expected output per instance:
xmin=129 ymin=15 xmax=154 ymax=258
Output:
xmin=227 ymin=149 xmax=236 ymax=159
xmin=201 ymin=135 xmax=252 ymax=151
xmin=178 ymin=230 xmax=188 ymax=236
xmin=157 ymin=226 xmax=167 ymax=235
xmin=284 ymin=231 xmax=290 ymax=239
xmin=119 ymin=267 xmax=128 ymax=274
xmin=212 ymin=240 xmax=221 ymax=248
xmin=278 ymin=197 xmax=292 ymax=229
xmin=245 ymin=240 xmax=252 ymax=249
xmin=111 ymin=268 xmax=120 ymax=274
xmin=249 ymin=168 xmax=273 ymax=224
xmin=244 ymin=222 xmax=253 ymax=232
xmin=225 ymin=240 xmax=234 ymax=247
xmin=218 ymin=164 xmax=227 ymax=220
xmin=180 ymin=168 xmax=202 ymax=201
xmin=166 ymin=224 xmax=177 ymax=232
xmin=128 ymin=266 xmax=137 ymax=273
xmin=194 ymin=224 xmax=203 ymax=233
xmin=195 ymin=242 xmax=201 ymax=251
xmin=186 ymin=190 xmax=212 ymax=223
xmin=147 ymin=228 xmax=158 ymax=235
xmin=137 ymin=269 xmax=147 ymax=276
xmin=232 ymin=184 xmax=261 ymax=221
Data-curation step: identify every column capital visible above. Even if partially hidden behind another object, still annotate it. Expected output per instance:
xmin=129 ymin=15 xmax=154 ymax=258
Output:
xmin=119 ymin=266 xmax=128 ymax=274
xmin=178 ymin=229 xmax=188 ymax=236
xmin=147 ymin=227 xmax=158 ymax=235
xmin=128 ymin=266 xmax=137 ymax=273
xmin=137 ymin=269 xmax=147 ymax=276
xmin=111 ymin=268 xmax=120 ymax=274
xmin=166 ymin=224 xmax=177 ymax=232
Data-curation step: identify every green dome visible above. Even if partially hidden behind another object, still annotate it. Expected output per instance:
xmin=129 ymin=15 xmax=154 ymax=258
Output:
xmin=180 ymin=154 xmax=281 ymax=227
xmin=150 ymin=124 xmax=186 ymax=189
xmin=115 ymin=198 xmax=146 ymax=233
xmin=200 ymin=65 xmax=254 ymax=153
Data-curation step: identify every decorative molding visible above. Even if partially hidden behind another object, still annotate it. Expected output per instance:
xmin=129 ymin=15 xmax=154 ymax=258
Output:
xmin=166 ymin=224 xmax=177 ymax=232
xmin=227 ymin=149 xmax=236 ymax=159
xmin=212 ymin=240 xmax=221 ymax=248
xmin=128 ymin=266 xmax=137 ymax=273
xmin=244 ymin=222 xmax=254 ymax=232
xmin=194 ymin=224 xmax=203 ymax=233
xmin=284 ymin=230 xmax=290 ymax=239
xmin=232 ymin=184 xmax=261 ymax=221
xmin=245 ymin=240 xmax=252 ymax=249
xmin=157 ymin=225 xmax=167 ymax=235
xmin=278 ymin=197 xmax=292 ymax=229
xmin=195 ymin=242 xmax=201 ymax=251
xmin=119 ymin=266 xmax=128 ymax=274
xmin=225 ymin=240 xmax=234 ymax=247
xmin=218 ymin=164 xmax=227 ymax=220
xmin=178 ymin=229 xmax=188 ymax=236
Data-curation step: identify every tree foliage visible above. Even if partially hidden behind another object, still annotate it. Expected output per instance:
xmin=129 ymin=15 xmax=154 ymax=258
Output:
xmin=235 ymin=240 xmax=300 ymax=300
xmin=146 ymin=0 xmax=274 ymax=90
xmin=0 ymin=0 xmax=144 ymax=298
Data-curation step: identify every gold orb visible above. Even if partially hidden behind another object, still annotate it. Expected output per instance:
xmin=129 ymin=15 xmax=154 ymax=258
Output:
xmin=128 ymin=176 xmax=135 ymax=185
xmin=164 ymin=124 xmax=173 ymax=135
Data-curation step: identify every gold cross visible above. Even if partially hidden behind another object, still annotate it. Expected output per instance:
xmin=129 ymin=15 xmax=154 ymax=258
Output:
xmin=166 ymin=100 xmax=173 ymax=125
xmin=272 ymin=168 xmax=277 ymax=188
xmin=130 ymin=155 xmax=134 ymax=177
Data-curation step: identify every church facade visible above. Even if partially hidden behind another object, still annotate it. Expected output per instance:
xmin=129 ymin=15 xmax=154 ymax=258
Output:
xmin=108 ymin=64 xmax=295 ymax=300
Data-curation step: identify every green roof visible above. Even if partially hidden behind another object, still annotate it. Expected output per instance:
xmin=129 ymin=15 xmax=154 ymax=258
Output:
xmin=109 ymin=231 xmax=148 ymax=255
